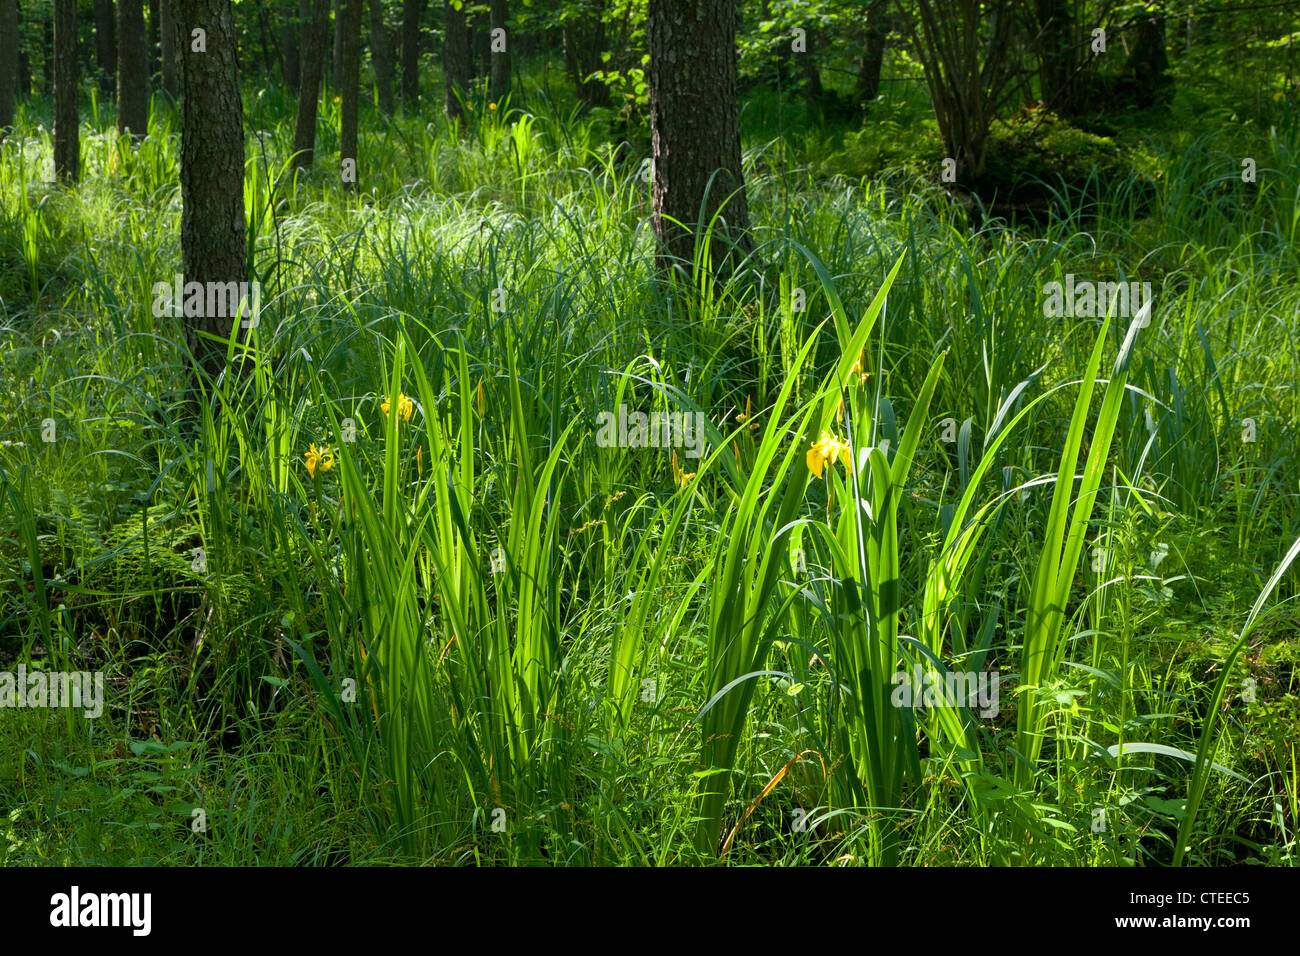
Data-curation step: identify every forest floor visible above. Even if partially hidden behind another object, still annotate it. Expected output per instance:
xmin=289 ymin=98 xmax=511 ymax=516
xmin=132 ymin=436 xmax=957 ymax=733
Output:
xmin=1 ymin=63 xmax=1298 ymax=865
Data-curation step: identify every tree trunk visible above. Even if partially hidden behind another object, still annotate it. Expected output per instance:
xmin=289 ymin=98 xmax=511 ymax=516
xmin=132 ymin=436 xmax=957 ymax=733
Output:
xmin=117 ymin=0 xmax=150 ymax=138
xmin=282 ymin=0 xmax=300 ymax=91
xmin=53 ymin=0 xmax=78 ymax=183
xmin=147 ymin=0 xmax=159 ymax=81
xmin=291 ymin=0 xmax=330 ymax=168
xmin=855 ymin=0 xmax=888 ymax=106
xmin=400 ymin=0 xmax=420 ymax=106
xmin=488 ymin=0 xmax=508 ymax=102
xmin=442 ymin=0 xmax=469 ymax=122
xmin=1035 ymin=0 xmax=1076 ymax=114
xmin=0 ymin=0 xmax=16 ymax=134
xmin=798 ymin=25 xmax=824 ymax=113
xmin=175 ymin=0 xmax=248 ymax=378
xmin=562 ymin=1 xmax=609 ymax=107
xmin=256 ymin=2 xmax=278 ymax=83
xmin=468 ymin=6 xmax=484 ymax=78
xmin=332 ymin=0 xmax=343 ymax=88
xmin=368 ymin=0 xmax=393 ymax=114
xmin=1128 ymin=12 xmax=1170 ymax=106
xmin=17 ymin=0 xmax=30 ymax=99
xmin=160 ymin=0 xmax=178 ymax=96
xmin=95 ymin=0 xmax=117 ymax=94
xmin=340 ymin=0 xmax=361 ymax=188
xmin=42 ymin=7 xmax=52 ymax=96
xmin=908 ymin=0 xmax=1015 ymax=185
xmin=647 ymin=0 xmax=751 ymax=273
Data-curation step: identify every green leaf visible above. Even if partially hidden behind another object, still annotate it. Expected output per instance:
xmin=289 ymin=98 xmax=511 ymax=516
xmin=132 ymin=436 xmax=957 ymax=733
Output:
xmin=1106 ymin=742 xmax=1250 ymax=784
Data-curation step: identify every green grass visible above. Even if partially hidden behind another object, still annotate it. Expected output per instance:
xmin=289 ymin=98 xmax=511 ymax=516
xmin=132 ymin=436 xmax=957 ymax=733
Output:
xmin=0 ymin=64 xmax=1297 ymax=866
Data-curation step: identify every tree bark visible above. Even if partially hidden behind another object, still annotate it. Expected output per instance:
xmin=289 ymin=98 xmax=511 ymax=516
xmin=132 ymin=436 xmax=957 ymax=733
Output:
xmin=53 ymin=0 xmax=79 ymax=183
xmin=0 ymin=0 xmax=16 ymax=134
xmin=488 ymin=0 xmax=508 ymax=102
xmin=442 ymin=0 xmax=469 ymax=122
xmin=332 ymin=0 xmax=343 ymax=88
xmin=340 ymin=0 xmax=361 ymax=188
xmin=291 ymin=0 xmax=330 ymax=168
xmin=282 ymin=0 xmax=301 ymax=91
xmin=147 ymin=0 xmax=159 ymax=81
xmin=647 ymin=0 xmax=751 ymax=273
xmin=257 ymin=1 xmax=280 ymax=83
xmin=797 ymin=25 xmax=825 ymax=113
xmin=400 ymin=0 xmax=420 ymax=106
xmin=1035 ymin=0 xmax=1077 ymax=114
xmin=17 ymin=0 xmax=30 ymax=99
xmin=468 ymin=5 xmax=484 ymax=78
xmin=175 ymin=0 xmax=248 ymax=378
xmin=855 ymin=0 xmax=889 ymax=106
xmin=160 ymin=0 xmax=178 ymax=97
xmin=368 ymin=0 xmax=393 ymax=114
xmin=906 ymin=0 xmax=1015 ymax=184
xmin=117 ymin=0 xmax=150 ymax=139
xmin=42 ymin=7 xmax=52 ymax=96
xmin=95 ymin=0 xmax=117 ymax=94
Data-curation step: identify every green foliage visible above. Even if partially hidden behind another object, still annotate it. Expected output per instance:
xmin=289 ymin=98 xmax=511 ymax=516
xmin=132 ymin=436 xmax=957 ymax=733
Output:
xmin=1 ymin=9 xmax=1299 ymax=866
xmin=983 ymin=106 xmax=1157 ymax=201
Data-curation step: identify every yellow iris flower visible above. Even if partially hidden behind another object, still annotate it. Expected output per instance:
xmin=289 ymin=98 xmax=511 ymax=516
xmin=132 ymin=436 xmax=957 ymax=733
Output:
xmin=735 ymin=395 xmax=759 ymax=433
xmin=806 ymin=431 xmax=850 ymax=480
xmin=381 ymin=393 xmax=414 ymax=422
xmin=671 ymin=450 xmax=696 ymax=488
xmin=304 ymin=442 xmax=335 ymax=478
